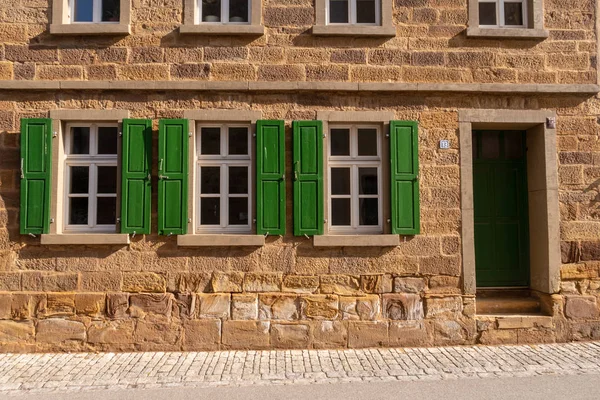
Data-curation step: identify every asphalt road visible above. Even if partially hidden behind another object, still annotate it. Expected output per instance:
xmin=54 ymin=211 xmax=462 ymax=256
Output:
xmin=12 ymin=373 xmax=600 ymax=400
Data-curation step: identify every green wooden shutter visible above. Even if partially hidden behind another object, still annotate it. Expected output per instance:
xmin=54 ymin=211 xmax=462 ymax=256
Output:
xmin=256 ymin=120 xmax=285 ymax=235
xmin=293 ymin=121 xmax=323 ymax=236
xmin=158 ymin=119 xmax=188 ymax=235
xmin=390 ymin=121 xmax=420 ymax=235
xmin=20 ymin=118 xmax=52 ymax=235
xmin=121 ymin=119 xmax=152 ymax=234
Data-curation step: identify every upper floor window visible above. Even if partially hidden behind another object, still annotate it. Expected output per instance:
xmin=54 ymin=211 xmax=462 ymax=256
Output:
xmin=478 ymin=0 xmax=526 ymax=28
xmin=198 ymin=0 xmax=249 ymax=24
xmin=71 ymin=0 xmax=120 ymax=23
xmin=328 ymin=0 xmax=380 ymax=25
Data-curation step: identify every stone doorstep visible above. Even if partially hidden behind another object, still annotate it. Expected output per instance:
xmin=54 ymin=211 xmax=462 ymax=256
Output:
xmin=476 ymin=297 xmax=541 ymax=315
xmin=476 ymin=315 xmax=554 ymax=330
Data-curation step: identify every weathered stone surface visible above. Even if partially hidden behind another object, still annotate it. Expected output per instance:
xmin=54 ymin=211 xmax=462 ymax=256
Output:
xmin=106 ymin=293 xmax=129 ymax=319
xmin=321 ymin=275 xmax=362 ymax=295
xmin=210 ymin=272 xmax=243 ymax=293
xmin=361 ymin=275 xmax=392 ymax=294
xmin=75 ymin=293 xmax=105 ymax=317
xmin=122 ymin=273 xmax=166 ymax=293
xmin=0 ymin=320 xmax=35 ymax=342
xmin=134 ymin=318 xmax=182 ymax=346
xmin=383 ymin=294 xmax=424 ymax=320
xmin=46 ymin=294 xmax=75 ymax=316
xmin=388 ymin=321 xmax=432 ymax=347
xmin=565 ymin=296 xmax=599 ymax=319
xmin=37 ymin=319 xmax=86 ymax=343
xmin=312 ymin=321 xmax=347 ymax=349
xmin=232 ymin=294 xmax=258 ymax=320
xmin=11 ymin=294 xmax=46 ymax=320
xmin=271 ymin=323 xmax=311 ymax=349
xmin=425 ymin=296 xmax=463 ymax=318
xmin=222 ymin=321 xmax=270 ymax=349
xmin=173 ymin=293 xmax=196 ymax=318
xmin=0 ymin=294 xmax=11 ymax=319
xmin=433 ymin=320 xmax=468 ymax=345
xmin=479 ymin=329 xmax=519 ymax=345
xmin=282 ymin=275 xmax=319 ymax=294
xmin=340 ymin=295 xmax=380 ymax=321
xmin=259 ymin=295 xmax=298 ymax=320
xmin=88 ymin=321 xmax=135 ymax=344
xmin=348 ymin=321 xmax=388 ymax=348
xmin=300 ymin=295 xmax=339 ymax=320
xmin=394 ymin=278 xmax=426 ymax=294
xmin=197 ymin=294 xmax=230 ymax=319
xmin=183 ymin=320 xmax=221 ymax=350
xmin=129 ymin=293 xmax=173 ymax=318
xmin=244 ymin=273 xmax=282 ymax=292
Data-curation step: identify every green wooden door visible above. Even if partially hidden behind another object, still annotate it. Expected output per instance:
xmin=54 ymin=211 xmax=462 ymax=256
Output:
xmin=473 ymin=130 xmax=530 ymax=287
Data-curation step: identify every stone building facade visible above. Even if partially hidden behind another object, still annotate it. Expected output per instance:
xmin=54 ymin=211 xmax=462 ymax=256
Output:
xmin=0 ymin=0 xmax=600 ymax=352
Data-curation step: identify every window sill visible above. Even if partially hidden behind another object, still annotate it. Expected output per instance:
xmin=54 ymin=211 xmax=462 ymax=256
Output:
xmin=177 ymin=234 xmax=265 ymax=247
xmin=312 ymin=25 xmax=396 ymax=37
xmin=49 ymin=23 xmax=131 ymax=36
xmin=313 ymin=235 xmax=399 ymax=247
xmin=40 ymin=234 xmax=130 ymax=245
xmin=179 ymin=24 xmax=265 ymax=36
xmin=466 ymin=27 xmax=549 ymax=39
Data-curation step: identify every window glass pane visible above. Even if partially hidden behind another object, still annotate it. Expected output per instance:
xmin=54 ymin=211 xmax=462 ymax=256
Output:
xmin=201 ymin=198 xmax=220 ymax=225
xmin=504 ymin=131 xmax=525 ymax=159
xmin=69 ymin=197 xmax=88 ymax=225
xmin=504 ymin=2 xmax=523 ymax=26
xmin=359 ymin=168 xmax=378 ymax=195
xmin=478 ymin=2 xmax=497 ymax=25
xmin=357 ymin=128 xmax=378 ymax=156
xmin=481 ymin=131 xmax=500 ymax=159
xmin=330 ymin=129 xmax=350 ymax=156
xmin=229 ymin=166 xmax=248 ymax=194
xmin=229 ymin=198 xmax=249 ymax=225
xmin=229 ymin=0 xmax=249 ymax=22
xmin=228 ymin=127 xmax=248 ymax=155
xmin=331 ymin=168 xmax=350 ymax=195
xmin=359 ymin=198 xmax=378 ymax=226
xmin=70 ymin=166 xmax=89 ymax=194
xmin=97 ymin=197 xmax=117 ymax=225
xmin=356 ymin=0 xmax=376 ymax=23
xmin=202 ymin=0 xmax=222 ymax=22
xmin=200 ymin=127 xmax=221 ymax=155
xmin=331 ymin=198 xmax=351 ymax=226
xmin=97 ymin=166 xmax=117 ymax=194
xmin=97 ymin=127 xmax=118 ymax=154
xmin=101 ymin=0 xmax=120 ymax=22
xmin=329 ymin=0 xmax=349 ymax=23
xmin=201 ymin=166 xmax=220 ymax=194
xmin=74 ymin=0 xmax=94 ymax=22
xmin=71 ymin=127 xmax=90 ymax=154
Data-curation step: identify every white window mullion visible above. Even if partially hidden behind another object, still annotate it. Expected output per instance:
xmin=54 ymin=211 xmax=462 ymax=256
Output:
xmin=88 ymin=163 xmax=97 ymax=228
xmin=223 ymin=0 xmax=229 ymax=24
xmin=93 ymin=0 xmax=101 ymax=23
xmin=350 ymin=0 xmax=356 ymax=25
xmin=498 ymin=0 xmax=504 ymax=27
xmin=221 ymin=164 xmax=228 ymax=229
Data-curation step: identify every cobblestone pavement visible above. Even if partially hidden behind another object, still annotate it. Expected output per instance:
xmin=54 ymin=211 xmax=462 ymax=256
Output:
xmin=2 ymin=342 xmax=600 ymax=397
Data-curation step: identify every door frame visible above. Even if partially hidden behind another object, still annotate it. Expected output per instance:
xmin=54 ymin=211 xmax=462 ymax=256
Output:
xmin=459 ymin=109 xmax=561 ymax=295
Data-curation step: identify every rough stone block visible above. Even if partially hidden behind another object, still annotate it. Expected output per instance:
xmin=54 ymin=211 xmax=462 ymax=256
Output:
xmin=183 ymin=320 xmax=221 ymax=350
xmin=222 ymin=321 xmax=270 ymax=349
xmin=36 ymin=319 xmax=86 ymax=343
xmin=388 ymin=320 xmax=432 ymax=347
xmin=0 ymin=321 xmax=35 ymax=342
xmin=360 ymin=275 xmax=392 ymax=294
xmin=134 ymin=318 xmax=182 ymax=346
xmin=11 ymin=294 xmax=46 ymax=320
xmin=88 ymin=321 xmax=135 ymax=344
xmin=348 ymin=321 xmax=388 ymax=348
xmin=321 ymin=275 xmax=362 ymax=295
xmin=257 ymin=65 xmax=305 ymax=81
xmin=282 ymin=275 xmax=319 ymax=294
xmin=244 ymin=272 xmax=282 ymax=292
xmin=106 ymin=293 xmax=129 ymax=319
xmin=565 ymin=296 xmax=599 ymax=319
xmin=46 ymin=294 xmax=75 ymax=316
xmin=312 ymin=321 xmax=347 ymax=349
xmin=420 ymin=256 xmax=461 ymax=276
xmin=394 ymin=277 xmax=426 ymax=294
xmin=197 ymin=293 xmax=230 ymax=319
xmin=428 ymin=276 xmax=461 ymax=294
xmin=0 ymin=294 xmax=11 ymax=319
xmin=129 ymin=293 xmax=173 ymax=318
xmin=232 ymin=294 xmax=258 ymax=320
xmin=561 ymin=263 xmax=599 ymax=280
xmin=80 ymin=272 xmax=122 ymax=292
xmin=340 ymin=295 xmax=380 ymax=321
xmin=173 ymin=293 xmax=196 ymax=319
xmin=0 ymin=272 xmax=20 ymax=291
xmin=210 ymin=272 xmax=244 ymax=293
xmin=271 ymin=323 xmax=311 ymax=349
xmin=425 ymin=296 xmax=463 ymax=318
xmin=170 ymin=63 xmax=210 ymax=80
xmin=300 ymin=295 xmax=339 ymax=320
xmin=76 ymin=294 xmax=106 ymax=317
xmin=383 ymin=294 xmax=424 ymax=320
xmin=479 ymin=329 xmax=518 ymax=345
xmin=433 ymin=320 xmax=468 ymax=345
xmin=122 ymin=272 xmax=166 ymax=293
xmin=259 ymin=294 xmax=298 ymax=320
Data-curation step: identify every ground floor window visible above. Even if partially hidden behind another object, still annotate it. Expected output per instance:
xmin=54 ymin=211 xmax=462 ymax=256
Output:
xmin=478 ymin=0 xmax=526 ymax=28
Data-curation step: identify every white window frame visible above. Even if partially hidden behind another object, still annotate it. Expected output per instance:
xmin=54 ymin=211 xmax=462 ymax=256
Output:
xmin=328 ymin=124 xmax=383 ymax=234
xmin=196 ymin=0 xmax=251 ymax=25
xmin=478 ymin=0 xmax=527 ymax=28
xmin=68 ymin=0 xmax=120 ymax=24
xmin=196 ymin=123 xmax=252 ymax=234
xmin=327 ymin=0 xmax=381 ymax=26
xmin=63 ymin=122 xmax=118 ymax=233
